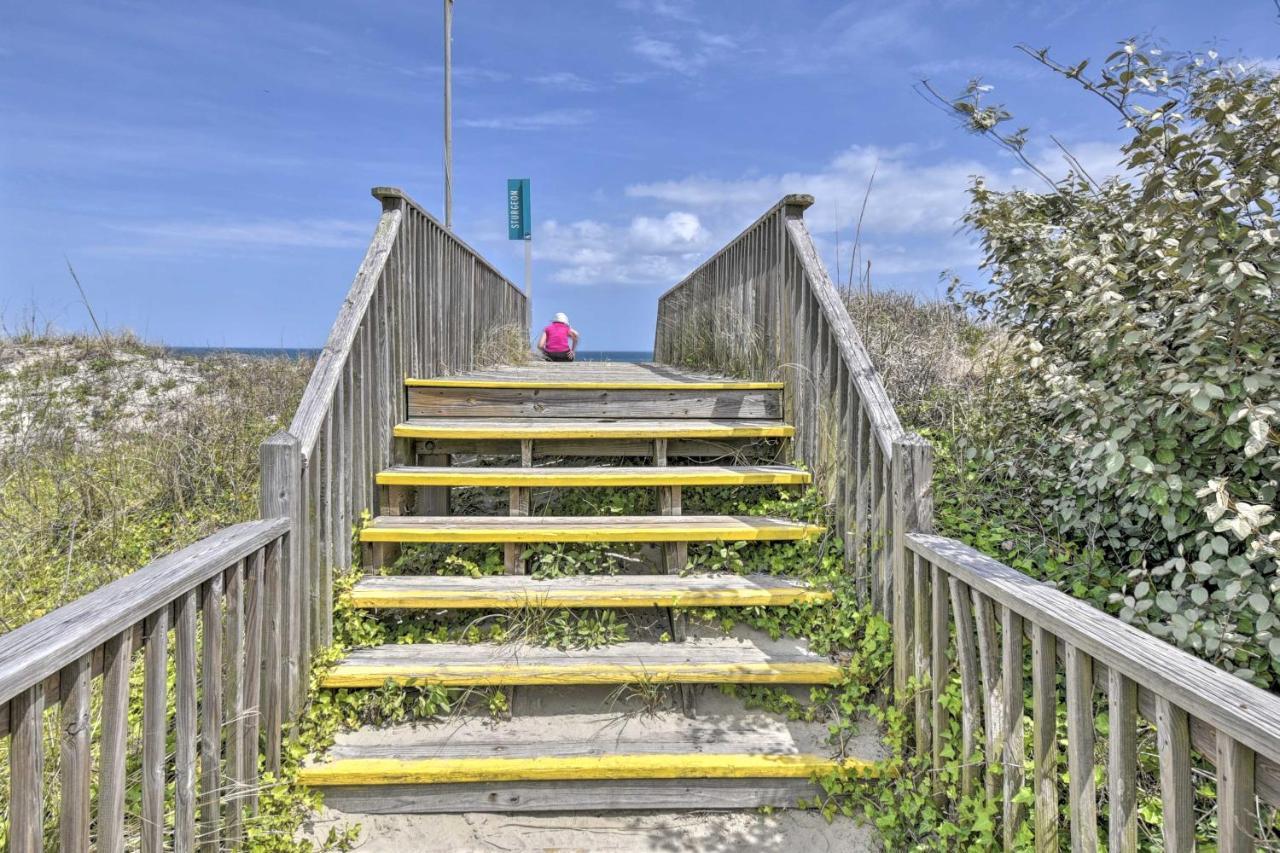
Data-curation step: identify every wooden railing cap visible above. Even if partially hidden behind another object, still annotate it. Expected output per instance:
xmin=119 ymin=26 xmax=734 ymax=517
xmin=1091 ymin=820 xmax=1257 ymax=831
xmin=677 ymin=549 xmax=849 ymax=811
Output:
xmin=781 ymin=193 xmax=815 ymax=212
xmin=0 ymin=518 xmax=289 ymax=707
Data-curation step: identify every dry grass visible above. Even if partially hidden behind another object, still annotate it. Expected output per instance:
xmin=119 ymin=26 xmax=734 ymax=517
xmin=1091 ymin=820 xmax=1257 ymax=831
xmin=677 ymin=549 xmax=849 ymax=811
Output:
xmin=840 ymin=289 xmax=999 ymax=434
xmin=475 ymin=322 xmax=531 ymax=368
xmin=0 ymin=332 xmax=312 ymax=630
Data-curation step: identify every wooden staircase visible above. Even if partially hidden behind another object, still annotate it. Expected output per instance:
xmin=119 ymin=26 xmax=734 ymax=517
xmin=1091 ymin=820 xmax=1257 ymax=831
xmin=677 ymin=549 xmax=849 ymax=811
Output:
xmin=299 ymin=362 xmax=878 ymax=813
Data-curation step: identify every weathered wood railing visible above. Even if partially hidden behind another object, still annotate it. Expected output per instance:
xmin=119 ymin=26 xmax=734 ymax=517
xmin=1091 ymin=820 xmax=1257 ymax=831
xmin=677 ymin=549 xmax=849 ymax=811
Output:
xmin=264 ymin=186 xmax=526 ymax=719
xmin=0 ymin=185 xmax=525 ymax=848
xmin=655 ymin=193 xmax=918 ymax=615
xmin=908 ymin=534 xmax=1280 ymax=851
xmin=657 ymin=194 xmax=1280 ymax=849
xmin=0 ymin=519 xmax=289 ymax=850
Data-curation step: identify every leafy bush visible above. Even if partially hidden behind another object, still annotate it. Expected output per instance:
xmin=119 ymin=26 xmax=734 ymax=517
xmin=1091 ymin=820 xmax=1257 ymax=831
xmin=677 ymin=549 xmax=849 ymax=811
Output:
xmin=936 ymin=44 xmax=1280 ymax=685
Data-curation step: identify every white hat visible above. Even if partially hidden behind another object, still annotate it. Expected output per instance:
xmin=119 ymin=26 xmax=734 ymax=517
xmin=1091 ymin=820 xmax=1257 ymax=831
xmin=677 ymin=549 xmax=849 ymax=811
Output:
xmin=553 ymin=312 xmax=569 ymax=324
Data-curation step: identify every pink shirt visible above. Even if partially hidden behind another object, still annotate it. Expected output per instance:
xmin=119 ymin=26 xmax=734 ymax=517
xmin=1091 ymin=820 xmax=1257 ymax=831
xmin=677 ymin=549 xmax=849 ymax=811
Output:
xmin=543 ymin=322 xmax=574 ymax=353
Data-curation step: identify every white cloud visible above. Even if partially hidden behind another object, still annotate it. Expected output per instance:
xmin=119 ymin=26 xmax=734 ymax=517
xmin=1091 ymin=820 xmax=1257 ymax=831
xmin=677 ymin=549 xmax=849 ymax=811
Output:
xmin=619 ymin=0 xmax=699 ymax=23
xmin=538 ymin=211 xmax=711 ymax=286
xmin=97 ymin=218 xmax=371 ymax=254
xmin=528 ymin=71 xmax=599 ymax=92
xmin=626 ymin=141 xmax=1124 ymax=236
xmin=615 ymin=139 xmax=1125 ymax=288
xmin=630 ymin=31 xmax=737 ymax=75
xmin=459 ymin=108 xmax=593 ymax=130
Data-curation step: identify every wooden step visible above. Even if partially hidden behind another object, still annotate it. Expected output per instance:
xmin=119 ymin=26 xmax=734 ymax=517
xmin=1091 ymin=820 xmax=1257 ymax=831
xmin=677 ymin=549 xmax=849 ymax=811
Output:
xmin=359 ymin=514 xmax=824 ymax=544
xmin=393 ymin=417 xmax=793 ymax=441
xmin=406 ymin=378 xmax=784 ymax=390
xmin=297 ymin=713 xmax=878 ymax=813
xmin=406 ymin=381 xmax=782 ymax=419
xmin=320 ymin=637 xmax=841 ymax=688
xmin=350 ymin=573 xmax=832 ymax=609
xmin=376 ymin=464 xmax=810 ymax=488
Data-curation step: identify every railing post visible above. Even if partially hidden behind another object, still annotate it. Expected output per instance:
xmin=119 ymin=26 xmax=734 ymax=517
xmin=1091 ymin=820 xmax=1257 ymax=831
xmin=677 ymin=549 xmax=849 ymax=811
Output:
xmin=260 ymin=431 xmax=303 ymax=719
xmin=892 ymin=434 xmax=933 ymax=700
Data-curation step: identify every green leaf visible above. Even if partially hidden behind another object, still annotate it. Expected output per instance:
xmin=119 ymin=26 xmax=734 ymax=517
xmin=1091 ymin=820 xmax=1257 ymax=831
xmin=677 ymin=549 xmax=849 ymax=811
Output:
xmin=1130 ymin=455 xmax=1155 ymax=474
xmin=1156 ymin=591 xmax=1179 ymax=614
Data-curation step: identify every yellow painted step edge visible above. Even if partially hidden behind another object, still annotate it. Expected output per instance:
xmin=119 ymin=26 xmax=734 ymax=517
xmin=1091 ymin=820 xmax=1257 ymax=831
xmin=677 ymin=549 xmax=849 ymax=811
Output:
xmin=359 ymin=523 xmax=826 ymax=544
xmin=405 ymin=378 xmax=785 ymax=390
xmin=375 ymin=469 xmax=812 ymax=487
xmin=349 ymin=586 xmax=834 ymax=610
xmin=393 ymin=422 xmax=795 ymax=440
xmin=320 ymin=660 xmax=842 ymax=688
xmin=298 ymin=753 xmax=878 ymax=787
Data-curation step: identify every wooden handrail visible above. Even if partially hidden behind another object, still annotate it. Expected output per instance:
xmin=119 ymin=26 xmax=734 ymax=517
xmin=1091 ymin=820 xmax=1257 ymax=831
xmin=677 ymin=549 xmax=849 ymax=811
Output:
xmin=655 ymin=195 xmax=910 ymax=610
xmin=659 ymin=193 xmax=1280 ymax=846
xmin=0 ymin=517 xmax=288 ymax=708
xmin=909 ymin=533 xmax=1280 ymax=764
xmin=270 ymin=185 xmax=528 ymax=718
xmin=1 ymin=518 xmax=290 ymax=848
xmin=289 ymin=205 xmax=402 ymax=459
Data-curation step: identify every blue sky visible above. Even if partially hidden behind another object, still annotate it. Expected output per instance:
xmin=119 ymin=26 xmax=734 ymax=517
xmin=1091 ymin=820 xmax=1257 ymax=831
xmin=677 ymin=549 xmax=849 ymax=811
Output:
xmin=2 ymin=1 xmax=1278 ymax=350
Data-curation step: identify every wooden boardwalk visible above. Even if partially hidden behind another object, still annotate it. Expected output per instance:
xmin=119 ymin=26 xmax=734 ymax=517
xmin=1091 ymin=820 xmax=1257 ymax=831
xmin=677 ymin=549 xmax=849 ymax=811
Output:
xmin=7 ymin=188 xmax=1280 ymax=850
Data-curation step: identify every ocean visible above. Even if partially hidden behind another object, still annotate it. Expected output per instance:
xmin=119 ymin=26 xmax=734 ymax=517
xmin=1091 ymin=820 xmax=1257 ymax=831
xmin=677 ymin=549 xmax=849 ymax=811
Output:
xmin=166 ymin=347 xmax=655 ymax=363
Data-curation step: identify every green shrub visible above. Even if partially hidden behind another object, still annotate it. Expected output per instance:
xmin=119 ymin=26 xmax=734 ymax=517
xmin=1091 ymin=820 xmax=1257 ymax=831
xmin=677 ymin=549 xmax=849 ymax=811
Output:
xmin=935 ymin=43 xmax=1280 ymax=686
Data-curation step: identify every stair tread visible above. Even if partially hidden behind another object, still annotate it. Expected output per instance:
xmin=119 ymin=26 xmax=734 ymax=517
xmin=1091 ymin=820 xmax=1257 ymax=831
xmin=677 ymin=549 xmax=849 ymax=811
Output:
xmin=394 ymin=417 xmax=792 ymax=440
xmin=359 ymin=514 xmax=824 ymax=543
xmin=405 ymin=378 xmax=783 ymax=390
xmin=321 ymin=637 xmax=841 ymax=687
xmin=376 ymin=464 xmax=810 ymax=487
xmin=299 ymin=710 xmax=878 ymax=787
xmin=350 ymin=572 xmax=831 ymax=609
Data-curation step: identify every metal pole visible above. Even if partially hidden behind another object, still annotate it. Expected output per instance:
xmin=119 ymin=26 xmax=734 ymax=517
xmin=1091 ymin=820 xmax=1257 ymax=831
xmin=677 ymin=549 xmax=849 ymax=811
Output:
xmin=443 ymin=0 xmax=453 ymax=229
xmin=524 ymin=235 xmax=533 ymax=331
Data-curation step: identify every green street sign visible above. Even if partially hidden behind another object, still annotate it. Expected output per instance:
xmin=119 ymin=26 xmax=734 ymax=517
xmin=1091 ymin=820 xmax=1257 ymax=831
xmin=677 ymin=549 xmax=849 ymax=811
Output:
xmin=507 ymin=178 xmax=530 ymax=240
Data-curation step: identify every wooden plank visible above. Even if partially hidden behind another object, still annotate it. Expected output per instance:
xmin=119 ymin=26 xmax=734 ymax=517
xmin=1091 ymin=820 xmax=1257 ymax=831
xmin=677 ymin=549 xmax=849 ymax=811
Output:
xmin=142 ymin=607 xmax=170 ymax=853
xmin=1001 ymin=607 xmax=1026 ymax=849
xmin=405 ymin=378 xmax=785 ymax=390
xmin=299 ymin=752 xmax=875 ymax=787
xmin=973 ymin=588 xmax=1003 ymax=800
xmin=200 ymin=575 xmax=224 ymax=853
xmin=174 ymin=590 xmax=199 ymax=852
xmin=225 ymin=559 xmax=247 ymax=845
xmin=1216 ymin=733 xmax=1256 ymax=853
xmin=412 ymin=437 xmax=783 ymax=459
xmin=360 ymin=514 xmax=824 ymax=544
xmin=263 ymin=537 xmax=283 ymax=776
xmin=912 ymin=553 xmax=932 ymax=751
xmin=395 ymin=417 xmax=794 ymax=440
xmin=350 ymin=573 xmax=832 ymax=609
xmin=322 ymin=638 xmax=841 ymax=688
xmin=244 ymin=548 xmax=265 ymax=815
xmin=504 ymin=440 xmax=531 ymax=575
xmin=10 ymin=685 xmax=44 ymax=852
xmin=891 ymin=436 xmax=932 ymax=697
xmin=907 ymin=534 xmax=1280 ymax=768
xmin=1065 ymin=644 xmax=1098 ymax=853
xmin=930 ymin=562 xmax=948 ymax=803
xmin=98 ymin=631 xmax=133 ymax=853
xmin=259 ymin=432 xmax=301 ymax=721
xmin=375 ymin=464 xmax=810 ymax=487
xmin=1032 ymin=626 xmax=1059 ymax=853
xmin=949 ymin=576 xmax=982 ymax=798
xmin=1107 ymin=669 xmax=1138 ymax=853
xmin=57 ymin=655 xmax=91 ymax=853
xmin=289 ymin=207 xmax=403 ymax=457
xmin=1156 ymin=697 xmax=1194 ymax=852
xmin=315 ymin=777 xmax=821 ymax=814
xmin=0 ymin=519 xmax=287 ymax=707
xmin=408 ymin=386 xmax=782 ymax=419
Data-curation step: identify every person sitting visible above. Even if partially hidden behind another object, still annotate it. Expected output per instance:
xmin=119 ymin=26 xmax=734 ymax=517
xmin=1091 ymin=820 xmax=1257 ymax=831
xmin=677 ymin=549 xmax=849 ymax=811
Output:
xmin=537 ymin=312 xmax=579 ymax=362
